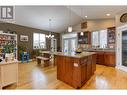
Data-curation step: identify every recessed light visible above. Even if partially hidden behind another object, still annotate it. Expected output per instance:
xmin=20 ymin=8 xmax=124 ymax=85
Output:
xmin=85 ymin=16 xmax=87 ymax=18
xmin=106 ymin=14 xmax=110 ymax=16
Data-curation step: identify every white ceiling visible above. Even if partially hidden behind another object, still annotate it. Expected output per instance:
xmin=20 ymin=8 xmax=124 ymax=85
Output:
xmin=14 ymin=6 xmax=127 ymax=33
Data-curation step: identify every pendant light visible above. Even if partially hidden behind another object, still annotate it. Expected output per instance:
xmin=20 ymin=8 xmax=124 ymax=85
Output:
xmin=68 ymin=26 xmax=72 ymax=32
xmin=80 ymin=7 xmax=84 ymax=36
xmin=46 ymin=19 xmax=54 ymax=38
xmin=80 ymin=32 xmax=84 ymax=36
xmin=68 ymin=7 xmax=72 ymax=32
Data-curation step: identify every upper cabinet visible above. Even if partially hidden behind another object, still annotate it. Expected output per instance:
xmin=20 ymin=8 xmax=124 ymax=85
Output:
xmin=78 ymin=31 xmax=91 ymax=44
xmin=107 ymin=27 xmax=116 ymax=44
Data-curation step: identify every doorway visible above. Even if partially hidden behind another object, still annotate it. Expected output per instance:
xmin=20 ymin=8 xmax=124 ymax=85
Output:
xmin=63 ymin=38 xmax=77 ymax=53
xmin=62 ymin=33 xmax=77 ymax=53
xmin=51 ymin=38 xmax=57 ymax=52
xmin=117 ymin=24 xmax=127 ymax=72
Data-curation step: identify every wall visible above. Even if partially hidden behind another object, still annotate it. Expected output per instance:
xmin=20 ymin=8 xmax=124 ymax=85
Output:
xmin=115 ymin=12 xmax=127 ymax=27
xmin=72 ymin=18 xmax=115 ymax=32
xmin=0 ymin=22 xmax=60 ymax=59
xmin=60 ymin=19 xmax=115 ymax=49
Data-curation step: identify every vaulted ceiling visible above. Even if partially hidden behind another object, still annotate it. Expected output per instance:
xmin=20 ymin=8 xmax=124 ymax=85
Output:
xmin=14 ymin=6 xmax=127 ymax=32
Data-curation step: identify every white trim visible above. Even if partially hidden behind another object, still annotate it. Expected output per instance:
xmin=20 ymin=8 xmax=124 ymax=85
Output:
xmin=116 ymin=24 xmax=127 ymax=72
xmin=51 ymin=38 xmax=57 ymax=52
xmin=18 ymin=59 xmax=33 ymax=63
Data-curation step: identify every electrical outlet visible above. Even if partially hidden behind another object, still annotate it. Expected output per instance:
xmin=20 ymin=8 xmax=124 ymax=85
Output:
xmin=74 ymin=63 xmax=78 ymax=67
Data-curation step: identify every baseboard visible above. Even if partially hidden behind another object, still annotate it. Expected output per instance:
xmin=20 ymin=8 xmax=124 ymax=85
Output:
xmin=18 ymin=59 xmax=33 ymax=63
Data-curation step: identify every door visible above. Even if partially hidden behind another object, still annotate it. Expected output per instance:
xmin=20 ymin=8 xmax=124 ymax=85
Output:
xmin=70 ymin=38 xmax=77 ymax=53
xmin=63 ymin=39 xmax=69 ymax=52
xmin=117 ymin=24 xmax=127 ymax=72
xmin=122 ymin=31 xmax=127 ymax=67
xmin=63 ymin=38 xmax=77 ymax=53
xmin=51 ymin=38 xmax=57 ymax=52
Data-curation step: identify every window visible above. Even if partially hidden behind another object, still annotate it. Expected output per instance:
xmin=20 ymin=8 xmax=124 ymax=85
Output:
xmin=92 ymin=31 xmax=99 ymax=47
xmin=33 ymin=33 xmax=46 ymax=49
xmin=92 ymin=29 xmax=107 ymax=48
xmin=99 ymin=30 xmax=107 ymax=48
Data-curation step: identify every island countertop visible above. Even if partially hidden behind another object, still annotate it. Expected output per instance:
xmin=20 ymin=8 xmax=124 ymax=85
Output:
xmin=54 ymin=51 xmax=96 ymax=58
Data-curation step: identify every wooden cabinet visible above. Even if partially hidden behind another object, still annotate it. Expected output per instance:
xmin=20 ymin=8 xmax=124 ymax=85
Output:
xmin=80 ymin=58 xmax=87 ymax=84
xmin=55 ymin=54 xmax=96 ymax=88
xmin=96 ymin=52 xmax=104 ymax=65
xmin=96 ymin=51 xmax=115 ymax=67
xmin=87 ymin=56 xmax=92 ymax=80
xmin=104 ymin=52 xmax=116 ymax=67
xmin=81 ymin=64 xmax=87 ymax=83
xmin=91 ymin=54 xmax=97 ymax=75
xmin=78 ymin=31 xmax=91 ymax=44
xmin=0 ymin=61 xmax=18 ymax=89
xmin=107 ymin=27 xmax=116 ymax=44
xmin=64 ymin=57 xmax=73 ymax=85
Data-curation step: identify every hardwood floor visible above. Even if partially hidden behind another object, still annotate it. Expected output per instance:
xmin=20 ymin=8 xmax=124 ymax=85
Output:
xmin=3 ymin=61 xmax=127 ymax=89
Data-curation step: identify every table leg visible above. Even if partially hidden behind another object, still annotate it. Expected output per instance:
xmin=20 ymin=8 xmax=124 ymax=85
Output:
xmin=44 ymin=60 xmax=49 ymax=67
xmin=53 ymin=57 xmax=56 ymax=66
xmin=37 ymin=59 xmax=41 ymax=65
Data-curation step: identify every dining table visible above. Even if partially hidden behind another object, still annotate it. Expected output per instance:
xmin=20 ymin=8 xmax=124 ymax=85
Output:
xmin=40 ymin=51 xmax=56 ymax=66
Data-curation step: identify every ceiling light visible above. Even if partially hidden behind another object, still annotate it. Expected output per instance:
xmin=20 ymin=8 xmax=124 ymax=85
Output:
xmin=46 ymin=19 xmax=54 ymax=39
xmin=106 ymin=14 xmax=110 ymax=16
xmin=85 ymin=16 xmax=87 ymax=18
xmin=68 ymin=26 xmax=72 ymax=32
xmin=51 ymin=35 xmax=54 ymax=38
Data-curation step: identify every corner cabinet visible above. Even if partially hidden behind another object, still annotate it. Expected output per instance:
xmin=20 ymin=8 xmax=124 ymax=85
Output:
xmin=107 ymin=27 xmax=116 ymax=44
xmin=96 ymin=51 xmax=115 ymax=67
xmin=104 ymin=52 xmax=115 ymax=67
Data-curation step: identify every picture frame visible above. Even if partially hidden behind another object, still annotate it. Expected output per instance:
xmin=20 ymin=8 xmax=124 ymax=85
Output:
xmin=20 ymin=35 xmax=28 ymax=41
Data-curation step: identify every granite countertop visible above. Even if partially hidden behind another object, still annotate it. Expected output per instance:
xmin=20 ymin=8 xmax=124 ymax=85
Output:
xmin=83 ymin=48 xmax=115 ymax=52
xmin=0 ymin=59 xmax=18 ymax=66
xmin=54 ymin=52 xmax=96 ymax=58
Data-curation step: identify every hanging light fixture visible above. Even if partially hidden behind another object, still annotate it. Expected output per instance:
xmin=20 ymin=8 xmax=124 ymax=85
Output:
xmin=46 ymin=19 xmax=54 ymax=38
xmin=80 ymin=32 xmax=84 ymax=36
xmin=68 ymin=6 xmax=72 ymax=32
xmin=68 ymin=26 xmax=72 ymax=32
xmin=80 ymin=7 xmax=84 ymax=36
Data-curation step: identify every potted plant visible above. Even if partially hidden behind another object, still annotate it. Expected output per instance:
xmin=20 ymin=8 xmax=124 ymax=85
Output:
xmin=3 ymin=43 xmax=15 ymax=61
xmin=18 ymin=44 xmax=28 ymax=60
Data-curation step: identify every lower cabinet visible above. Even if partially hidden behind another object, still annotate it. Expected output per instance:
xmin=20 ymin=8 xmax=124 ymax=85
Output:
xmin=91 ymin=54 xmax=97 ymax=74
xmin=81 ymin=61 xmax=87 ymax=84
xmin=96 ymin=51 xmax=115 ymax=67
xmin=0 ymin=63 xmax=18 ymax=89
xmin=104 ymin=52 xmax=116 ymax=67
xmin=87 ymin=56 xmax=92 ymax=80
xmin=96 ymin=52 xmax=104 ymax=65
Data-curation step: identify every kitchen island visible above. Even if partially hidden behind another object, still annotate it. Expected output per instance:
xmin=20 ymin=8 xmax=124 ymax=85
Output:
xmin=54 ymin=52 xmax=96 ymax=88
